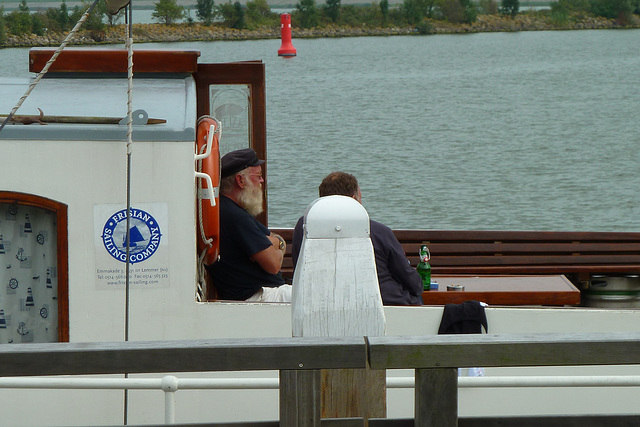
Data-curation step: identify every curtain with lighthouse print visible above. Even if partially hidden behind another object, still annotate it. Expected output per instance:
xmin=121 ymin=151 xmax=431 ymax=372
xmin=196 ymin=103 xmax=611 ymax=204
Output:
xmin=0 ymin=203 xmax=58 ymax=343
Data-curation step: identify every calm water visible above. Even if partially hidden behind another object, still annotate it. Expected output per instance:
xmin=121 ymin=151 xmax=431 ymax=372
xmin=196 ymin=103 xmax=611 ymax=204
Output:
xmin=2 ymin=30 xmax=639 ymax=231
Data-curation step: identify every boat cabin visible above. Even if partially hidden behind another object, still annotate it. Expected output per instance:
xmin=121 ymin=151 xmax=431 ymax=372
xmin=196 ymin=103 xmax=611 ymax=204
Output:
xmin=0 ymin=48 xmax=271 ymax=345
xmin=2 ymin=47 xmax=640 ymax=426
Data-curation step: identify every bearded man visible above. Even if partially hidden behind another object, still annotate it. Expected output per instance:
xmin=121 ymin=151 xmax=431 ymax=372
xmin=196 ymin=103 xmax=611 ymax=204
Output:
xmin=206 ymin=148 xmax=291 ymax=302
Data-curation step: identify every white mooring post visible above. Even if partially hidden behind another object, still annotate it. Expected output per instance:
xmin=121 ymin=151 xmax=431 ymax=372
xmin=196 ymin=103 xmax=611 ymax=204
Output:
xmin=286 ymin=196 xmax=387 ymax=426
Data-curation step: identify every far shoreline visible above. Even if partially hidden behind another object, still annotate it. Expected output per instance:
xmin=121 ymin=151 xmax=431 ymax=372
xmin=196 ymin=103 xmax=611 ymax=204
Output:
xmin=2 ymin=13 xmax=639 ymax=48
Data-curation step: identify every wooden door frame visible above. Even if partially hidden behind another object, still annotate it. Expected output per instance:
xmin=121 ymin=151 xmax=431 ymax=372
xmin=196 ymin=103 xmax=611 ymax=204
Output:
xmin=0 ymin=191 xmax=69 ymax=342
xmin=194 ymin=61 xmax=268 ymax=225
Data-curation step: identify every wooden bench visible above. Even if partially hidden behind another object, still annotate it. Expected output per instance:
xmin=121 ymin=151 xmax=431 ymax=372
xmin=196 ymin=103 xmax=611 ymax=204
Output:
xmin=273 ymin=229 xmax=640 ymax=288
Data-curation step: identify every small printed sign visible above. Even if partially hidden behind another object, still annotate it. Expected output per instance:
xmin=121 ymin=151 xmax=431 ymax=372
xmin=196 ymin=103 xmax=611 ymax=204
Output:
xmin=101 ymin=208 xmax=162 ymax=264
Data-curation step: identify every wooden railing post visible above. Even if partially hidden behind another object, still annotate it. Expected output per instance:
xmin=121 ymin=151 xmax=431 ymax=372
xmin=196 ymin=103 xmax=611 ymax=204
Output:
xmin=280 ymin=369 xmax=321 ymax=427
xmin=292 ymin=196 xmax=387 ymax=422
xmin=414 ymin=367 xmax=458 ymax=427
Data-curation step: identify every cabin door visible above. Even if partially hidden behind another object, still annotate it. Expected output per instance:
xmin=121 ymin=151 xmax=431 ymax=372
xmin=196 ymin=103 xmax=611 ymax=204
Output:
xmin=0 ymin=192 xmax=68 ymax=343
xmin=194 ymin=62 xmax=268 ymax=225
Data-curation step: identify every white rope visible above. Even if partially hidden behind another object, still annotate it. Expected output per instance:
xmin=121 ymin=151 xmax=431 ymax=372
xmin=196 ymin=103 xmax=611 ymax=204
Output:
xmin=0 ymin=0 xmax=101 ymax=133
xmin=197 ymin=249 xmax=208 ymax=302
xmin=196 ymin=142 xmax=213 ymax=302
xmin=198 ymin=144 xmax=215 ymax=249
xmin=126 ymin=37 xmax=134 ymax=154
xmin=124 ymin=34 xmax=134 ymax=321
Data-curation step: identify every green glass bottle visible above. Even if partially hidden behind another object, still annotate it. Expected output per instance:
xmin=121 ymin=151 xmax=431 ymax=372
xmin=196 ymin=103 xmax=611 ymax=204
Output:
xmin=417 ymin=244 xmax=431 ymax=291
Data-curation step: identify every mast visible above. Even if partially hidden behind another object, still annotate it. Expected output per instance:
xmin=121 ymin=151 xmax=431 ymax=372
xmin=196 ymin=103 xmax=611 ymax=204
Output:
xmin=123 ymin=3 xmax=135 ymax=424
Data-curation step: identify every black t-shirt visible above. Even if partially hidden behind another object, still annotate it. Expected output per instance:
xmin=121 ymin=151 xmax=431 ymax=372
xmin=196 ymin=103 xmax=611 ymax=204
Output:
xmin=206 ymin=195 xmax=284 ymax=300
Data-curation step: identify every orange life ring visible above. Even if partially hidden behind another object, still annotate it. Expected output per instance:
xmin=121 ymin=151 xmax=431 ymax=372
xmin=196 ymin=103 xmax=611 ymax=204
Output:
xmin=195 ymin=116 xmax=221 ymax=265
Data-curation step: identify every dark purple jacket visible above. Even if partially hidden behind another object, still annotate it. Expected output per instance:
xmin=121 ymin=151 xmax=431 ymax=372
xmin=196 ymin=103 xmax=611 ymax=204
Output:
xmin=292 ymin=217 xmax=423 ymax=306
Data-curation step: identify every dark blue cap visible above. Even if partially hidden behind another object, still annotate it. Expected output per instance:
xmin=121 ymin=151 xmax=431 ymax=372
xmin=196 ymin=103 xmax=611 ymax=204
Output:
xmin=221 ymin=148 xmax=265 ymax=178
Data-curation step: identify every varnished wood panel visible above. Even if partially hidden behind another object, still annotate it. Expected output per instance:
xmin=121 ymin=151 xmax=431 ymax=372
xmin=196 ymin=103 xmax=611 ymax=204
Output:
xmin=391 ymin=229 xmax=640 ymax=243
xmin=422 ymin=275 xmax=580 ymax=306
xmin=29 ymin=48 xmax=200 ymax=74
xmin=271 ymin=228 xmax=640 ymax=283
xmin=194 ymin=61 xmax=267 ymax=226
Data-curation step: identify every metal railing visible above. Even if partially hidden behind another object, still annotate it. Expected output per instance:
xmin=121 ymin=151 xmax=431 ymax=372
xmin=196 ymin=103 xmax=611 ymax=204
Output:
xmin=2 ymin=333 xmax=640 ymax=426
xmin=3 ymin=374 xmax=640 ymax=424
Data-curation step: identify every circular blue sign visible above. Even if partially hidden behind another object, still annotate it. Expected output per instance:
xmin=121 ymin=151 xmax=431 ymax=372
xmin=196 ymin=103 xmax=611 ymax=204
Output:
xmin=101 ymin=208 xmax=162 ymax=264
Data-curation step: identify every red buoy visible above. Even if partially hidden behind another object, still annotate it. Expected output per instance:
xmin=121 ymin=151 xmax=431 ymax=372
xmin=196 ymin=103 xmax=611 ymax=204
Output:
xmin=278 ymin=14 xmax=297 ymax=57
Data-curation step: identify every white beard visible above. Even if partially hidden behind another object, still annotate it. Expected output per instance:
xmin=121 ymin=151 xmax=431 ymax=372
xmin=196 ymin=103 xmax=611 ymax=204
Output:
xmin=237 ymin=179 xmax=264 ymax=217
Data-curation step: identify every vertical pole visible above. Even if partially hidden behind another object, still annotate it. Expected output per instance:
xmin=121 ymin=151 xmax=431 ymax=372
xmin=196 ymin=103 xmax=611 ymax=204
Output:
xmin=321 ymin=368 xmax=386 ymax=421
xmin=280 ymin=370 xmax=321 ymax=427
xmin=164 ymin=390 xmax=176 ymax=424
xmin=291 ymin=196 xmax=386 ymax=423
xmin=123 ymin=3 xmax=134 ymax=424
xmin=414 ymin=368 xmax=457 ymax=427
xmin=161 ymin=376 xmax=179 ymax=424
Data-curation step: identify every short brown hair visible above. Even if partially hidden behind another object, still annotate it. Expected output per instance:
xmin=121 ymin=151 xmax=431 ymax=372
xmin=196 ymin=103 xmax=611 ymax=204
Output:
xmin=319 ymin=172 xmax=359 ymax=198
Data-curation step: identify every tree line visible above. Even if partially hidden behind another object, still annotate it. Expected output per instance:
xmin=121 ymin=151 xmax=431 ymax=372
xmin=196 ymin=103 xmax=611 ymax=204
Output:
xmin=1 ymin=0 xmax=638 ymax=43
xmin=0 ymin=0 xmax=109 ymax=41
xmin=150 ymin=0 xmax=640 ymax=29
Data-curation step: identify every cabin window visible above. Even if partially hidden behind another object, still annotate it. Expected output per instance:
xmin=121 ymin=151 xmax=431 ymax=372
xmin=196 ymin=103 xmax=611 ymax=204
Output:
xmin=210 ymin=84 xmax=251 ymax=156
xmin=195 ymin=62 xmax=267 ymax=301
xmin=0 ymin=192 xmax=69 ymax=343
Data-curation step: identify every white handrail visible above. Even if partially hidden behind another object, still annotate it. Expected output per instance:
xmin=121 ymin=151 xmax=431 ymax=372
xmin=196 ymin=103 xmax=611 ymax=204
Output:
xmin=3 ymin=374 xmax=640 ymax=391
xmin=458 ymin=375 xmax=640 ymax=388
xmin=387 ymin=375 xmax=640 ymax=388
xmin=2 ymin=374 xmax=640 ymax=424
xmin=194 ymin=124 xmax=216 ymax=161
xmin=195 ymin=123 xmax=220 ymax=208
xmin=0 ymin=376 xmax=279 ymax=390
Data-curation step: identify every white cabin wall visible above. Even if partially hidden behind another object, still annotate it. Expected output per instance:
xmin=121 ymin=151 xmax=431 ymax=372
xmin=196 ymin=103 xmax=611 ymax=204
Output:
xmin=115 ymin=140 xmax=199 ymax=342
xmin=2 ymin=139 xmax=128 ymax=341
xmin=0 ymin=137 xmax=205 ymax=343
xmin=193 ymin=303 xmax=292 ymax=339
xmin=6 ymin=388 xmax=125 ymax=426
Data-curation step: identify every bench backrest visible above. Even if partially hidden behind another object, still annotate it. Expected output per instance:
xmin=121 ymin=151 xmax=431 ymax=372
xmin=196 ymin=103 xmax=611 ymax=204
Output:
xmin=274 ymin=229 xmax=640 ymax=284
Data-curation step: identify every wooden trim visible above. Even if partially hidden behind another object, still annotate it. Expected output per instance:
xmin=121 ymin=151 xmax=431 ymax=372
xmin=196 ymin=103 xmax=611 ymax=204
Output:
xmin=422 ymin=275 xmax=580 ymax=306
xmin=458 ymin=415 xmax=640 ymax=427
xmin=367 ymin=332 xmax=640 ymax=369
xmin=391 ymin=229 xmax=640 ymax=243
xmin=415 ymin=368 xmax=457 ymax=427
xmin=280 ymin=370 xmax=322 ymax=426
xmin=29 ymin=48 xmax=200 ymax=74
xmin=0 ymin=191 xmax=69 ymax=342
xmin=194 ymin=61 xmax=267 ymax=225
xmin=425 ymin=265 xmax=640 ymax=275
xmin=0 ymin=336 xmax=367 ymax=377
xmin=194 ymin=62 xmax=268 ymax=300
xmin=402 ymin=242 xmax=640 ymax=255
xmin=2 ymin=334 xmax=640 ymax=425
xmin=56 ymin=202 xmax=69 ymax=342
xmin=273 ymin=228 xmax=640 ymax=284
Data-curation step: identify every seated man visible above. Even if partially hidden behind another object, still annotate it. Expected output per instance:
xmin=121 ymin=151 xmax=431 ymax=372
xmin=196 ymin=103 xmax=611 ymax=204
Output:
xmin=292 ymin=172 xmax=423 ymax=306
xmin=206 ymin=148 xmax=291 ymax=302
